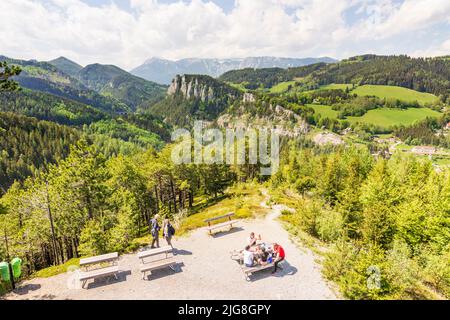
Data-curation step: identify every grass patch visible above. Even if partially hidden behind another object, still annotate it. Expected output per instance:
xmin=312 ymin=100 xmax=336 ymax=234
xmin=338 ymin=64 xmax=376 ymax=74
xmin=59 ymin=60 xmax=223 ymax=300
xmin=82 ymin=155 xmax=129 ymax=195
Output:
xmin=226 ymin=82 xmax=248 ymax=92
xmin=319 ymin=83 xmax=354 ymax=91
xmin=270 ymin=81 xmax=297 ymax=93
xmin=352 ymin=85 xmax=439 ymax=105
xmin=308 ymin=103 xmax=441 ymax=130
xmin=395 ymin=143 xmax=414 ymax=151
xmin=308 ymin=104 xmax=339 ymax=119
xmin=346 ymin=107 xmax=441 ymax=128
xmin=176 ymin=182 xmax=269 ymax=236
xmin=432 ymin=155 xmax=450 ymax=166
xmin=32 ymin=258 xmax=80 ymax=278
xmin=0 ymin=282 xmax=7 ymax=296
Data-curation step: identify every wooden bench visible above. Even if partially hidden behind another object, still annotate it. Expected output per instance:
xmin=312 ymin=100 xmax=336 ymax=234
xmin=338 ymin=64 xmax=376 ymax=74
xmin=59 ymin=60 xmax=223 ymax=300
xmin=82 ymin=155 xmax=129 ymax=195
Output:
xmin=78 ymin=252 xmax=119 ymax=288
xmin=80 ymin=252 xmax=119 ymax=270
xmin=138 ymin=246 xmax=172 ymax=263
xmin=204 ymin=213 xmax=238 ymax=235
xmin=242 ymin=263 xmax=275 ymax=281
xmin=79 ymin=266 xmax=120 ymax=288
xmin=137 ymin=246 xmax=179 ymax=280
xmin=139 ymin=257 xmax=177 ymax=280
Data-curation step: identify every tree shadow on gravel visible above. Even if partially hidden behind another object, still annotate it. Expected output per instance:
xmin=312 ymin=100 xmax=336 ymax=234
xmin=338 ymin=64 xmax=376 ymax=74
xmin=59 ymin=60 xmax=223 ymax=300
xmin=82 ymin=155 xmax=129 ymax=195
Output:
xmin=247 ymin=260 xmax=297 ymax=282
xmin=173 ymin=248 xmax=192 ymax=256
xmin=144 ymin=262 xmax=185 ymax=281
xmin=211 ymin=227 xmax=245 ymax=238
xmin=12 ymin=283 xmax=42 ymax=295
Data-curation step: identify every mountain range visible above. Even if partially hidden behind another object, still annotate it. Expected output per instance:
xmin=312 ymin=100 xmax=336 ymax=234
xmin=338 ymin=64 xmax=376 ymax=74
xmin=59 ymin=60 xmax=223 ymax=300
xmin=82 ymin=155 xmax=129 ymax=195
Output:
xmin=0 ymin=55 xmax=167 ymax=113
xmin=130 ymin=56 xmax=337 ymax=84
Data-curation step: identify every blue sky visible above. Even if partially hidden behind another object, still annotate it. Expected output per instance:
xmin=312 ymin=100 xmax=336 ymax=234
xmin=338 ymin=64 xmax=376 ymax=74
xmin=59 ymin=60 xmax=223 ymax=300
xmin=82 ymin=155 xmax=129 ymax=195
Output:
xmin=1 ymin=0 xmax=449 ymax=69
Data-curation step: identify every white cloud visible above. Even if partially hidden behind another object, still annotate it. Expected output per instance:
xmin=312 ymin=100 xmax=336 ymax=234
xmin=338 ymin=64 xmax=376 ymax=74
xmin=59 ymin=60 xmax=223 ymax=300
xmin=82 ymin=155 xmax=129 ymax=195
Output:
xmin=353 ymin=0 xmax=450 ymax=39
xmin=411 ymin=38 xmax=450 ymax=57
xmin=0 ymin=0 xmax=448 ymax=70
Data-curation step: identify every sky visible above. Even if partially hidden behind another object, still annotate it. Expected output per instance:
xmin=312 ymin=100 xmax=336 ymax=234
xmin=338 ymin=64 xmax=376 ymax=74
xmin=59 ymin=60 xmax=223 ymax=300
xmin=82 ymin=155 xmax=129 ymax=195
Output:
xmin=0 ymin=0 xmax=449 ymax=70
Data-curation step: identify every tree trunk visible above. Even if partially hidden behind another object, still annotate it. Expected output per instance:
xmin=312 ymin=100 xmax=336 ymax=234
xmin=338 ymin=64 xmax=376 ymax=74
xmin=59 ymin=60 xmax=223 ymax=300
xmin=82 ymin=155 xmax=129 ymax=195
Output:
xmin=154 ymin=185 xmax=159 ymax=212
xmin=179 ymin=190 xmax=183 ymax=209
xmin=170 ymin=178 xmax=177 ymax=214
xmin=188 ymin=190 xmax=193 ymax=208
xmin=45 ymin=181 xmax=59 ymax=265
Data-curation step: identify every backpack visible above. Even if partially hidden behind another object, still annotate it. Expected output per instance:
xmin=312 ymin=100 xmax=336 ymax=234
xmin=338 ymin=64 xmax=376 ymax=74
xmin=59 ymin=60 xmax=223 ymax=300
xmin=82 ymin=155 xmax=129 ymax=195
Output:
xmin=168 ymin=224 xmax=175 ymax=236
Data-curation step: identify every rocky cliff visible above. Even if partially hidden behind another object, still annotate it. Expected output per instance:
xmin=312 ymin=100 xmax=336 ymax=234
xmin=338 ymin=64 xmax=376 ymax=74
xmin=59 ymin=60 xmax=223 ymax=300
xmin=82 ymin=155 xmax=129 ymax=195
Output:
xmin=167 ymin=74 xmax=240 ymax=102
xmin=150 ymin=74 xmax=241 ymax=127
xmin=217 ymin=101 xmax=309 ymax=137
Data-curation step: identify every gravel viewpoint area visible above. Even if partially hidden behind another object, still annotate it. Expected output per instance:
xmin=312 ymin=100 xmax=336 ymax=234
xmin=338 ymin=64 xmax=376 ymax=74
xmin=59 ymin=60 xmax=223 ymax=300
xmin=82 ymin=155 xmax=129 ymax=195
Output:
xmin=5 ymin=203 xmax=339 ymax=300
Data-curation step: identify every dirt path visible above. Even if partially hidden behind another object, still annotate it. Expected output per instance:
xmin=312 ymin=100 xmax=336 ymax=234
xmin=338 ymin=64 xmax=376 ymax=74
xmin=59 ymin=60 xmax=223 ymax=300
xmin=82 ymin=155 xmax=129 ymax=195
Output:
xmin=5 ymin=191 xmax=339 ymax=300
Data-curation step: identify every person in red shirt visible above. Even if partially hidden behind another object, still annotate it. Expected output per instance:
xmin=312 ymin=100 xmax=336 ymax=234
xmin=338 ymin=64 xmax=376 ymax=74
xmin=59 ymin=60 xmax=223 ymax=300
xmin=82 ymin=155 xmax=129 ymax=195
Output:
xmin=272 ymin=243 xmax=285 ymax=274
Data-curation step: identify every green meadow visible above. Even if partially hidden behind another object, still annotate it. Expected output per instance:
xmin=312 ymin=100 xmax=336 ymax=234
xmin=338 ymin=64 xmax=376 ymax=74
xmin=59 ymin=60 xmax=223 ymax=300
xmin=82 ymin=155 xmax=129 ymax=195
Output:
xmin=309 ymin=103 xmax=441 ymax=128
xmin=346 ymin=107 xmax=441 ymax=127
xmin=352 ymin=85 xmax=439 ymax=104
xmin=313 ymin=83 xmax=439 ymax=105
xmin=269 ymin=80 xmax=297 ymax=93
xmin=319 ymin=83 xmax=354 ymax=91
xmin=226 ymin=82 xmax=248 ymax=92
xmin=307 ymin=104 xmax=339 ymax=118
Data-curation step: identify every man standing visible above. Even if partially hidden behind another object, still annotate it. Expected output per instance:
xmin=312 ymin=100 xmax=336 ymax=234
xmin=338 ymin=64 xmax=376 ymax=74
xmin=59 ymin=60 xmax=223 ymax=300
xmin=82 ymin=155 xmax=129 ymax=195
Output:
xmin=272 ymin=243 xmax=285 ymax=274
xmin=150 ymin=214 xmax=161 ymax=249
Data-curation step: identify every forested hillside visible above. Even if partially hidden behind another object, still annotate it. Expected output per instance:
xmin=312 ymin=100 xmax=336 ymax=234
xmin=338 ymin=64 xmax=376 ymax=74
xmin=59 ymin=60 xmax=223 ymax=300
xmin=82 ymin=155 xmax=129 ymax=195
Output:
xmin=77 ymin=64 xmax=167 ymax=110
xmin=272 ymin=143 xmax=450 ymax=299
xmin=0 ymin=56 xmax=129 ymax=113
xmin=220 ymin=55 xmax=450 ymax=101
xmin=0 ymin=112 xmax=81 ymax=193
xmin=0 ymin=59 xmax=171 ymax=195
xmin=314 ymin=55 xmax=450 ymax=100
xmin=219 ymin=67 xmax=287 ymax=89
xmin=48 ymin=57 xmax=83 ymax=78
xmin=0 ymin=90 xmax=107 ymax=126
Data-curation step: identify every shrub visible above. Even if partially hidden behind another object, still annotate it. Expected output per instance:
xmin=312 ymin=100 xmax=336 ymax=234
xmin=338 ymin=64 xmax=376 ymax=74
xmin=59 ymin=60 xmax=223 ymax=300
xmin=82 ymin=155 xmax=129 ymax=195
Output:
xmin=421 ymin=249 xmax=450 ymax=298
xmin=316 ymin=210 xmax=344 ymax=242
xmin=384 ymin=239 xmax=421 ymax=298
xmin=297 ymin=200 xmax=321 ymax=236
xmin=324 ymin=242 xmax=393 ymax=300
xmin=78 ymin=220 xmax=109 ymax=257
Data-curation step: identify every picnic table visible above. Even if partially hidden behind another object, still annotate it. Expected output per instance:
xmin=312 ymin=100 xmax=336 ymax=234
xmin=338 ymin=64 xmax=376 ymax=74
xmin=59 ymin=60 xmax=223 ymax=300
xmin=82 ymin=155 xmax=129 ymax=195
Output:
xmin=204 ymin=212 xmax=239 ymax=235
xmin=230 ymin=243 xmax=278 ymax=281
xmin=138 ymin=246 xmax=179 ymax=280
xmin=78 ymin=252 xmax=119 ymax=288
xmin=138 ymin=245 xmax=172 ymax=263
xmin=241 ymin=262 xmax=276 ymax=281
xmin=80 ymin=252 xmax=119 ymax=270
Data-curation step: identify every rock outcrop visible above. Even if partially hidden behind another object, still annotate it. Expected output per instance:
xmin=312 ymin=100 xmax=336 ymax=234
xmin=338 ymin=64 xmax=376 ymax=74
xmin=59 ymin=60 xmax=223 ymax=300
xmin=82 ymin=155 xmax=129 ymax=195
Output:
xmin=217 ymin=103 xmax=309 ymax=137
xmin=168 ymin=74 xmax=239 ymax=102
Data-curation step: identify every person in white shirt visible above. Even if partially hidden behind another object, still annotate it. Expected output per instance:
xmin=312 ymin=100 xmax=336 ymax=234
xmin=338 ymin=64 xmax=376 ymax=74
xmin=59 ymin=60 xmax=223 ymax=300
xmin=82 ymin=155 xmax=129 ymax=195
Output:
xmin=243 ymin=245 xmax=255 ymax=267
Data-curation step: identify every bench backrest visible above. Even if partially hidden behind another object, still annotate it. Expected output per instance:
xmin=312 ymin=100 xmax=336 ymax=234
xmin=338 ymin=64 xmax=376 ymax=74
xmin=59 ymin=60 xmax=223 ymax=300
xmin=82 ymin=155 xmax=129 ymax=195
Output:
xmin=80 ymin=252 xmax=119 ymax=266
xmin=138 ymin=246 xmax=172 ymax=259
xmin=204 ymin=212 xmax=234 ymax=223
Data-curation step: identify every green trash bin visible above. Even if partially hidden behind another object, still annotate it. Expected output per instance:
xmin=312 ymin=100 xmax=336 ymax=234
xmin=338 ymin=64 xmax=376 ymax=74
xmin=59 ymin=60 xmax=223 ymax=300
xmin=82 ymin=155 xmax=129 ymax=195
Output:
xmin=11 ymin=257 xmax=22 ymax=278
xmin=0 ymin=261 xmax=10 ymax=281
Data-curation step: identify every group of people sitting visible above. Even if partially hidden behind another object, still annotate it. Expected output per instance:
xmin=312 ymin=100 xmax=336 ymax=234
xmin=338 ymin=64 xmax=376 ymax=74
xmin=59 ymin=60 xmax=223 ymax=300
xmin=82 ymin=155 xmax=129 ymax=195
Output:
xmin=242 ymin=232 xmax=285 ymax=274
